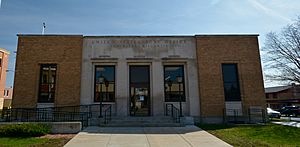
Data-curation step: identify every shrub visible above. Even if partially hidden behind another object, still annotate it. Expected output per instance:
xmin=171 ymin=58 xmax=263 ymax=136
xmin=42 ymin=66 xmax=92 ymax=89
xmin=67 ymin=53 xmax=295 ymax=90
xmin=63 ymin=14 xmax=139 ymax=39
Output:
xmin=0 ymin=123 xmax=51 ymax=137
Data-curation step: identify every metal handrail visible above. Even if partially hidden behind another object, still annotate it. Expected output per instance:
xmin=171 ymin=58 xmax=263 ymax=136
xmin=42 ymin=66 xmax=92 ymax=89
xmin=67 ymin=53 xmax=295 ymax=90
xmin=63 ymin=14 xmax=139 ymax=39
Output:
xmin=104 ymin=105 xmax=112 ymax=124
xmin=2 ymin=108 xmax=89 ymax=127
xmin=165 ymin=104 xmax=180 ymax=123
xmin=2 ymin=103 xmax=114 ymax=127
xmin=13 ymin=104 xmax=110 ymax=118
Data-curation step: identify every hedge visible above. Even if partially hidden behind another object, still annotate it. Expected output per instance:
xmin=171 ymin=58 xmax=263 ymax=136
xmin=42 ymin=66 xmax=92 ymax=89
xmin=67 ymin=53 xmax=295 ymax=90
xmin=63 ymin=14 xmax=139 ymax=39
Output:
xmin=0 ymin=123 xmax=50 ymax=137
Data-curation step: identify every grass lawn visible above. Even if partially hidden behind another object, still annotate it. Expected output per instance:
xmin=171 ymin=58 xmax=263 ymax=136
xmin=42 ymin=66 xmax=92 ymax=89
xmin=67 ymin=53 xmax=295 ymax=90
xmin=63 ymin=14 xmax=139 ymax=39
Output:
xmin=197 ymin=123 xmax=300 ymax=147
xmin=0 ymin=135 xmax=74 ymax=147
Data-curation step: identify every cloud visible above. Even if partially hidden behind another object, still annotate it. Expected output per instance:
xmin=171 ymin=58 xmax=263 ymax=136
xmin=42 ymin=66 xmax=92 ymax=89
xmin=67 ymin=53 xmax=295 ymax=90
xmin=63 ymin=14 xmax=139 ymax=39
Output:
xmin=247 ymin=0 xmax=291 ymax=22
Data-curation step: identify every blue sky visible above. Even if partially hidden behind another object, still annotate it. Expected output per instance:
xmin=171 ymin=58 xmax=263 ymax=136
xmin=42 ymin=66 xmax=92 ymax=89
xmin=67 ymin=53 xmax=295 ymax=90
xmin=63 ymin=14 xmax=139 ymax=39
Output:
xmin=0 ymin=0 xmax=300 ymax=87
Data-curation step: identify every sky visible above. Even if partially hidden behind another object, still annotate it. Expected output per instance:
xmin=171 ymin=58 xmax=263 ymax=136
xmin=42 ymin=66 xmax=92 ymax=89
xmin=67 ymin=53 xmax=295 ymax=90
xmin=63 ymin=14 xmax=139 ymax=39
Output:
xmin=0 ymin=0 xmax=300 ymax=88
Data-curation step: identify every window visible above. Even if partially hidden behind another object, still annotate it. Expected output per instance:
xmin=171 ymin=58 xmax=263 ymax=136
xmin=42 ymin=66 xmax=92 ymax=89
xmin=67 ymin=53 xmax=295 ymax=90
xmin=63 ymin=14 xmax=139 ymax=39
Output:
xmin=273 ymin=93 xmax=278 ymax=98
xmin=94 ymin=65 xmax=115 ymax=102
xmin=222 ymin=64 xmax=241 ymax=101
xmin=266 ymin=94 xmax=269 ymax=99
xmin=38 ymin=64 xmax=57 ymax=103
xmin=164 ymin=65 xmax=185 ymax=102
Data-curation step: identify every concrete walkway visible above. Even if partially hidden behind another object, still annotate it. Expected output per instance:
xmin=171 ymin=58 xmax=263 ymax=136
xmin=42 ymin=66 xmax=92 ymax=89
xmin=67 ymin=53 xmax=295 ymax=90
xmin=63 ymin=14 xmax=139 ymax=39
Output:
xmin=64 ymin=125 xmax=232 ymax=147
xmin=272 ymin=121 xmax=300 ymax=128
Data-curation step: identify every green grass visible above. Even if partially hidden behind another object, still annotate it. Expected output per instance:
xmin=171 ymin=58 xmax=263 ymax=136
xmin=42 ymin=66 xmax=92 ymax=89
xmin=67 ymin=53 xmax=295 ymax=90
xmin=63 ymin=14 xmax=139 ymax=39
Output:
xmin=0 ymin=137 xmax=69 ymax=147
xmin=0 ymin=137 xmax=49 ymax=147
xmin=197 ymin=123 xmax=300 ymax=147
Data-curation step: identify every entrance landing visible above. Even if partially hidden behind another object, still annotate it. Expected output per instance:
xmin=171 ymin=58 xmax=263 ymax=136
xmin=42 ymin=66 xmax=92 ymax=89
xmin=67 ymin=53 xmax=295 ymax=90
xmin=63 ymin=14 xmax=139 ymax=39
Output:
xmin=64 ymin=125 xmax=232 ymax=147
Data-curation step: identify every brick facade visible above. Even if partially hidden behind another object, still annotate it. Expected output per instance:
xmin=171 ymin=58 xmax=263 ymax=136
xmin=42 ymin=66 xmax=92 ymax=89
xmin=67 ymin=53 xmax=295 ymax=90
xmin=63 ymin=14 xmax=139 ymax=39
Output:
xmin=265 ymin=84 xmax=300 ymax=109
xmin=0 ymin=48 xmax=9 ymax=110
xmin=11 ymin=34 xmax=266 ymax=123
xmin=196 ymin=35 xmax=266 ymax=122
xmin=12 ymin=35 xmax=83 ymax=108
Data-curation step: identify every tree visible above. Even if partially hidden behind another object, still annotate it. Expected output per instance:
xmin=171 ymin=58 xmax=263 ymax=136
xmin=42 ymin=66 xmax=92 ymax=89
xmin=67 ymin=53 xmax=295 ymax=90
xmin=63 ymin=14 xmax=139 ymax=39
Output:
xmin=264 ymin=16 xmax=300 ymax=84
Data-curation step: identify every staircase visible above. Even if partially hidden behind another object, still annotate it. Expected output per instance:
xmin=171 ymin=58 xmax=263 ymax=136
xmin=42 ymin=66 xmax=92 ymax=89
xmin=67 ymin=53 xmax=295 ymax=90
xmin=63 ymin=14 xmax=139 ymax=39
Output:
xmin=89 ymin=116 xmax=183 ymax=127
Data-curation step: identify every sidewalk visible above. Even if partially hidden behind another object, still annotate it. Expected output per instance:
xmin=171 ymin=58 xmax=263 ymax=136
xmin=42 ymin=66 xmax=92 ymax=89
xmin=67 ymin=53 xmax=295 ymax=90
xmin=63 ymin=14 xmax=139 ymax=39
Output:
xmin=272 ymin=121 xmax=300 ymax=128
xmin=64 ymin=125 xmax=232 ymax=147
xmin=280 ymin=117 xmax=300 ymax=122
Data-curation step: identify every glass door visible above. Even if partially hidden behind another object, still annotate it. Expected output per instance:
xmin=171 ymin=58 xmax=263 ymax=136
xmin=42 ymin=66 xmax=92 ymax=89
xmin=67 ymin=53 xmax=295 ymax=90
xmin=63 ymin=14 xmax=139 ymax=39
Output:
xmin=129 ymin=65 xmax=150 ymax=116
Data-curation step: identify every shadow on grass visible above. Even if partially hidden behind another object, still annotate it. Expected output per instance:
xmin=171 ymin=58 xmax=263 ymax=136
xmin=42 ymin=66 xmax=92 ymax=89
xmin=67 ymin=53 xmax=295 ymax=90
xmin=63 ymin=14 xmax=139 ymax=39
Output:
xmin=196 ymin=123 xmax=236 ymax=130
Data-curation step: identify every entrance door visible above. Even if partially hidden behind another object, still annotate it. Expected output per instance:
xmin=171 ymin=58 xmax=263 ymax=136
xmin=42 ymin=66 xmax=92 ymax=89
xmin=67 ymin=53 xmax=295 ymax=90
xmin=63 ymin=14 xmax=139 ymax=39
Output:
xmin=129 ymin=65 xmax=150 ymax=116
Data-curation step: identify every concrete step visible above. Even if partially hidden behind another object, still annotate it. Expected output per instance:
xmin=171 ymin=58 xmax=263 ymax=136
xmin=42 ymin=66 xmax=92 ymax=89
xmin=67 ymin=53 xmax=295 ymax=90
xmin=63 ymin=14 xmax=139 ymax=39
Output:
xmin=109 ymin=120 xmax=175 ymax=123
xmin=100 ymin=123 xmax=182 ymax=127
xmin=88 ymin=116 xmax=182 ymax=127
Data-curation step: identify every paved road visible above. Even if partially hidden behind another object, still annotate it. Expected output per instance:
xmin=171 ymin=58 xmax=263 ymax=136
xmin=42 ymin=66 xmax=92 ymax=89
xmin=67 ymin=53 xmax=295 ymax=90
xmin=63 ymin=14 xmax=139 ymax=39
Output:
xmin=64 ymin=125 xmax=232 ymax=147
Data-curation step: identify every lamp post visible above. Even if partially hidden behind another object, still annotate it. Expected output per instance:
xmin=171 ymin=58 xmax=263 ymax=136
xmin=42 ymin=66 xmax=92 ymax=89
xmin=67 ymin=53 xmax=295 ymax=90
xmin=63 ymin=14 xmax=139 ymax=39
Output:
xmin=104 ymin=79 xmax=109 ymax=101
xmin=98 ymin=76 xmax=105 ymax=118
xmin=167 ymin=79 xmax=172 ymax=100
xmin=176 ymin=76 xmax=183 ymax=117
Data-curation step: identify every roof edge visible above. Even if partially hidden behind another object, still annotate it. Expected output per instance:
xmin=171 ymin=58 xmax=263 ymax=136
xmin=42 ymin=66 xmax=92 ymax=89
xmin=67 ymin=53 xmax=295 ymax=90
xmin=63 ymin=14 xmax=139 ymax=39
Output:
xmin=17 ymin=34 xmax=83 ymax=37
xmin=195 ymin=34 xmax=259 ymax=37
xmin=84 ymin=35 xmax=195 ymax=38
xmin=17 ymin=34 xmax=259 ymax=37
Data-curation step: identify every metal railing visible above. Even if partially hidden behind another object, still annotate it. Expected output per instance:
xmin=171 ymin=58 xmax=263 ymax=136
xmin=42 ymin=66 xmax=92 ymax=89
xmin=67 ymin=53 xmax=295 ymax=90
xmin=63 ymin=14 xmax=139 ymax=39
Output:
xmin=48 ymin=104 xmax=108 ymax=118
xmin=248 ymin=108 xmax=266 ymax=123
xmin=104 ymin=105 xmax=112 ymax=124
xmin=1 ymin=104 xmax=113 ymax=127
xmin=165 ymin=104 xmax=180 ymax=123
xmin=2 ymin=108 xmax=89 ymax=127
xmin=223 ymin=108 xmax=266 ymax=124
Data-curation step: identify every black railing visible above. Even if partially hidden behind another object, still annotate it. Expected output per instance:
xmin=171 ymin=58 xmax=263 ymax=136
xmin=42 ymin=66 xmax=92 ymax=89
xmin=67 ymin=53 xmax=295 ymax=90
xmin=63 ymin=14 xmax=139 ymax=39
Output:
xmin=49 ymin=104 xmax=108 ymax=118
xmin=104 ymin=105 xmax=112 ymax=124
xmin=248 ymin=108 xmax=266 ymax=123
xmin=1 ymin=104 xmax=113 ymax=127
xmin=223 ymin=108 xmax=266 ymax=124
xmin=2 ymin=108 xmax=89 ymax=127
xmin=165 ymin=104 xmax=180 ymax=123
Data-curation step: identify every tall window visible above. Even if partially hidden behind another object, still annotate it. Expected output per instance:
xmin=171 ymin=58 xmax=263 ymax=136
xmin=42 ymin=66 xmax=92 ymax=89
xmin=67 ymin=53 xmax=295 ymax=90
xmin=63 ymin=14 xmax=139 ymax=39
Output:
xmin=164 ymin=65 xmax=185 ymax=102
xmin=38 ymin=64 xmax=57 ymax=103
xmin=222 ymin=64 xmax=241 ymax=101
xmin=94 ymin=65 xmax=115 ymax=102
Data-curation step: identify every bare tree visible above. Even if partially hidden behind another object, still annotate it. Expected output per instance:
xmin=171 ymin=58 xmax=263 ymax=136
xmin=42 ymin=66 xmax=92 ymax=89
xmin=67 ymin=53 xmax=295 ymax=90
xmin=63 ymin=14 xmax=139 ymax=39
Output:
xmin=264 ymin=16 xmax=300 ymax=84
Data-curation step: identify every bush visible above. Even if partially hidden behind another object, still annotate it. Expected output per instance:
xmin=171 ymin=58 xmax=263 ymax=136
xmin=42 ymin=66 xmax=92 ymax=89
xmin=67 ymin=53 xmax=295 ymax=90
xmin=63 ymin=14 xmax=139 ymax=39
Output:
xmin=0 ymin=123 xmax=51 ymax=137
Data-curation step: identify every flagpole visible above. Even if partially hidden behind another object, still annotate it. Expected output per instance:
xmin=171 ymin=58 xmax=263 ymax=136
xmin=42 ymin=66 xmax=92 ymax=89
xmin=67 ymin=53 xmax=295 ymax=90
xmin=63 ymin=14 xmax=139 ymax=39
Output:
xmin=42 ymin=22 xmax=46 ymax=35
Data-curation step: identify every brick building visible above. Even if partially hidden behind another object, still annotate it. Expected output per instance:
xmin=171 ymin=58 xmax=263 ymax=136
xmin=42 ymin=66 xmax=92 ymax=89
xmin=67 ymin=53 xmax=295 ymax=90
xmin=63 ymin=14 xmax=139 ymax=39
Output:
xmin=12 ymin=34 xmax=265 ymax=123
xmin=0 ymin=48 xmax=10 ymax=110
xmin=265 ymin=84 xmax=300 ymax=110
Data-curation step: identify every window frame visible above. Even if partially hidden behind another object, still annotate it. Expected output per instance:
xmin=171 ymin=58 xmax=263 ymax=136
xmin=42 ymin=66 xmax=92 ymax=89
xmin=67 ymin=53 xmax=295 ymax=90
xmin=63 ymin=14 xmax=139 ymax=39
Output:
xmin=221 ymin=63 xmax=241 ymax=101
xmin=94 ymin=65 xmax=116 ymax=102
xmin=163 ymin=65 xmax=186 ymax=102
xmin=38 ymin=64 xmax=57 ymax=103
